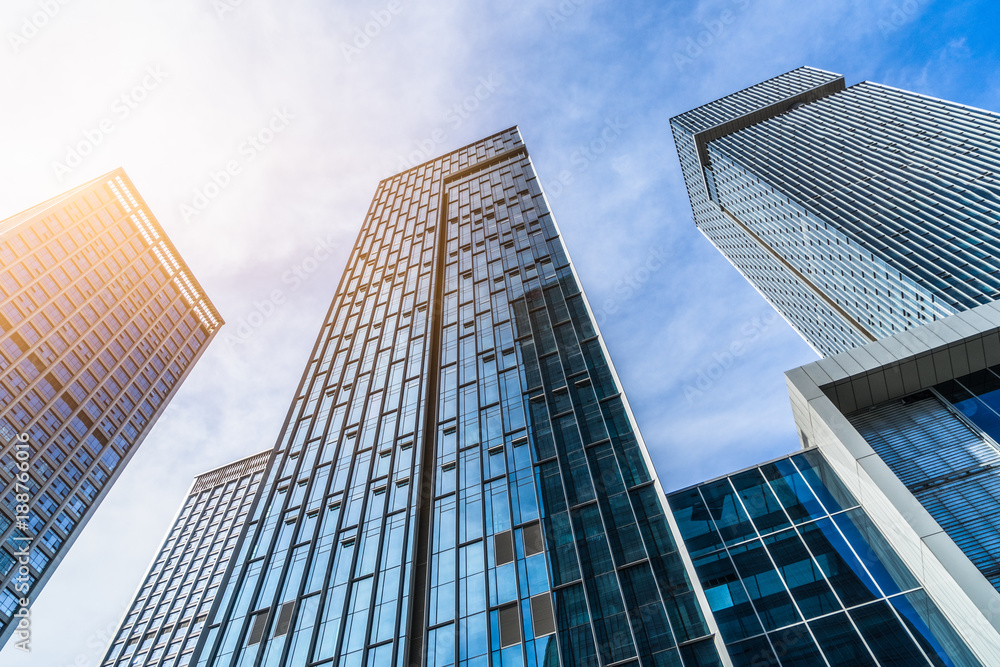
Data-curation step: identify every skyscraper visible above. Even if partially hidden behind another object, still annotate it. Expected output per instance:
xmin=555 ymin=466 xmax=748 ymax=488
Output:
xmin=669 ymin=448 xmax=987 ymax=666
xmin=670 ymin=66 xmax=1000 ymax=357
xmin=193 ymin=128 xmax=728 ymax=667
xmin=0 ymin=168 xmax=222 ymax=648
xmin=102 ymin=451 xmax=270 ymax=667
xmin=671 ymin=68 xmax=1000 ymax=665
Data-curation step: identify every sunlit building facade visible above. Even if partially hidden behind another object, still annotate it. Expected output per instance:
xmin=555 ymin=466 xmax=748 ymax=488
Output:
xmin=671 ymin=66 xmax=1000 ymax=357
xmin=0 ymin=169 xmax=222 ymax=647
xmin=102 ymin=451 xmax=270 ymax=667
xmin=193 ymin=129 xmax=729 ymax=667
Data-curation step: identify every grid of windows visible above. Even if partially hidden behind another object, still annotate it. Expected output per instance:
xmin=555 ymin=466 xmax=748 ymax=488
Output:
xmin=0 ymin=168 xmax=222 ymax=646
xmin=668 ymin=450 xmax=980 ymax=666
xmin=850 ymin=365 xmax=1000 ymax=593
xmin=195 ymin=130 xmax=722 ymax=666
xmin=671 ymin=67 xmax=1000 ymax=356
xmin=101 ymin=451 xmax=269 ymax=667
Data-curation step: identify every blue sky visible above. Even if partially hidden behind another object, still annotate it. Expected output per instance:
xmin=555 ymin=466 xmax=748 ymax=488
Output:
xmin=3 ymin=0 xmax=1000 ymax=664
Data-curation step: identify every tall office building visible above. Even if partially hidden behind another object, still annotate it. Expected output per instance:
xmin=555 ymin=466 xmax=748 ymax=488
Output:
xmin=101 ymin=451 xmax=270 ymax=667
xmin=670 ymin=66 xmax=1000 ymax=357
xmin=0 ymin=169 xmax=222 ymax=647
xmin=670 ymin=69 xmax=1000 ymax=665
xmin=193 ymin=129 xmax=730 ymax=667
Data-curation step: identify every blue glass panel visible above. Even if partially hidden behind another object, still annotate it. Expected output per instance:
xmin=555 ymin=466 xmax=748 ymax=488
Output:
xmin=890 ymin=591 xmax=981 ymax=667
xmin=669 ymin=488 xmax=725 ymax=557
xmin=766 ymin=624 xmax=825 ymax=666
xmin=554 ymin=585 xmax=599 ymax=667
xmin=678 ymin=638 xmax=724 ymax=666
xmin=798 ymin=518 xmax=879 ymax=607
xmin=730 ymin=468 xmax=789 ymax=535
xmin=728 ymin=539 xmax=801 ymax=631
xmin=809 ymin=612 xmax=876 ymax=666
xmin=791 ymin=450 xmax=857 ymax=515
xmin=692 ymin=550 xmax=763 ymax=642
xmin=725 ymin=635 xmax=777 ymax=666
xmin=850 ymin=600 xmax=929 ymax=666
xmin=761 ymin=460 xmax=826 ymax=524
xmin=762 ymin=528 xmax=840 ymax=619
xmin=832 ymin=509 xmax=918 ymax=596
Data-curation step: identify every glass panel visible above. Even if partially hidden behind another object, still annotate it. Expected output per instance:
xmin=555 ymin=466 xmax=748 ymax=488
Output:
xmin=798 ymin=518 xmax=879 ymax=607
xmin=731 ymin=468 xmax=790 ymax=535
xmin=728 ymin=539 xmax=801 ymax=631
xmin=761 ymin=460 xmax=826 ymax=524
xmin=850 ymin=600 xmax=929 ymax=666
xmin=669 ymin=489 xmax=724 ymax=557
xmin=767 ymin=624 xmax=825 ymax=666
xmin=832 ymin=509 xmax=918 ymax=596
xmin=809 ymin=612 xmax=876 ymax=666
xmin=692 ymin=551 xmax=763 ymax=642
xmin=890 ymin=591 xmax=981 ymax=667
xmin=792 ymin=450 xmax=857 ymax=514
xmin=700 ymin=479 xmax=757 ymax=546
xmin=763 ymin=528 xmax=840 ymax=619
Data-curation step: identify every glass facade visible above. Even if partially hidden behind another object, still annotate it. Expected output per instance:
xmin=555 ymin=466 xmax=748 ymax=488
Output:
xmin=671 ymin=66 xmax=1000 ymax=356
xmin=849 ymin=364 xmax=1000 ymax=594
xmin=668 ymin=450 xmax=981 ymax=666
xmin=193 ymin=129 xmax=723 ymax=667
xmin=0 ymin=169 xmax=222 ymax=647
xmin=101 ymin=451 xmax=270 ymax=667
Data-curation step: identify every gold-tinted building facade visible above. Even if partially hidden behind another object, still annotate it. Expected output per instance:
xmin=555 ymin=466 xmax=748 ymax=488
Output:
xmin=0 ymin=169 xmax=222 ymax=647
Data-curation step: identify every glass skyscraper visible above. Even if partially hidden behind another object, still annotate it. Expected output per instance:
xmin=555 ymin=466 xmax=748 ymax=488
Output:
xmin=669 ymin=449 xmax=980 ymax=666
xmin=193 ymin=128 xmax=727 ymax=667
xmin=671 ymin=66 xmax=1000 ymax=357
xmin=0 ymin=168 xmax=222 ymax=648
xmin=102 ymin=450 xmax=270 ymax=667
xmin=672 ymin=68 xmax=1000 ymax=665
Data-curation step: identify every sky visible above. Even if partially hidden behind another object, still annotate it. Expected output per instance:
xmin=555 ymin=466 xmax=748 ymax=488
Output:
xmin=2 ymin=0 xmax=1000 ymax=664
